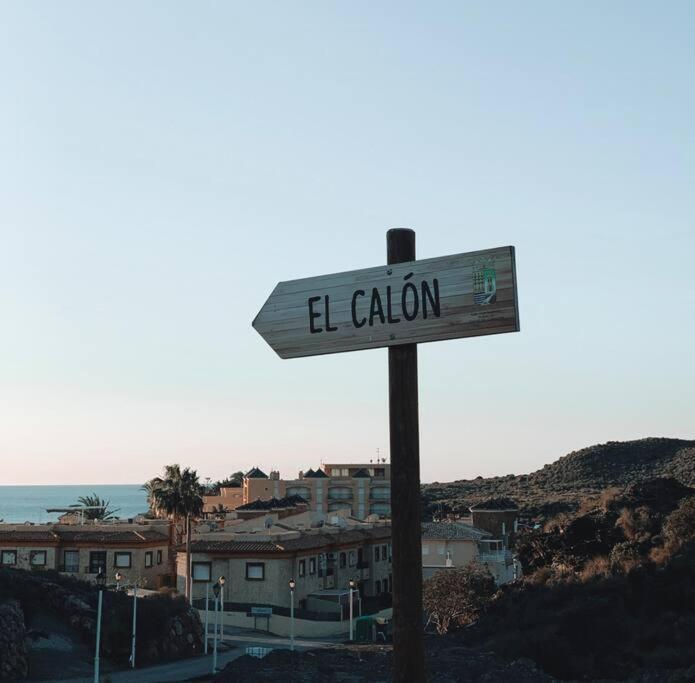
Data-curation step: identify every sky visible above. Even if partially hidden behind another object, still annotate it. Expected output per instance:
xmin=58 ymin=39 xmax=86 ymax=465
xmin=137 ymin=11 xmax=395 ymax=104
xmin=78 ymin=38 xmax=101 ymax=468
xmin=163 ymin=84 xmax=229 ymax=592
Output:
xmin=1 ymin=1 xmax=693 ymax=485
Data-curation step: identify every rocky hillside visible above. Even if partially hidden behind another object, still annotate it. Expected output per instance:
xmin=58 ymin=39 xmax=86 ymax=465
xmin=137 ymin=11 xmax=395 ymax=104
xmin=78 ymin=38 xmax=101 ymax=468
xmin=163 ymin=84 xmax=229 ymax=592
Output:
xmin=0 ymin=600 xmax=27 ymax=680
xmin=0 ymin=569 xmax=203 ymax=679
xmin=458 ymin=477 xmax=695 ymax=681
xmin=213 ymin=638 xmax=552 ymax=682
xmin=422 ymin=438 xmax=695 ymax=520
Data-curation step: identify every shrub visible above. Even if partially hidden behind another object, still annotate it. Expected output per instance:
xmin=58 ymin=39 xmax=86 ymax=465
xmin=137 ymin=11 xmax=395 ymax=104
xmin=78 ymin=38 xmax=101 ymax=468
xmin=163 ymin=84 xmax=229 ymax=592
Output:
xmin=578 ymin=556 xmax=610 ymax=583
xmin=423 ymin=563 xmax=496 ymax=635
xmin=609 ymin=541 xmax=642 ymax=573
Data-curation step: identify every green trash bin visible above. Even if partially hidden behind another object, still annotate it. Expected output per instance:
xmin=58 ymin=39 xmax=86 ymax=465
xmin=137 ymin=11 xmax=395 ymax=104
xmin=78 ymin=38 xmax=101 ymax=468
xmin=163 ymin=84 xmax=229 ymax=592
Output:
xmin=354 ymin=616 xmax=375 ymax=642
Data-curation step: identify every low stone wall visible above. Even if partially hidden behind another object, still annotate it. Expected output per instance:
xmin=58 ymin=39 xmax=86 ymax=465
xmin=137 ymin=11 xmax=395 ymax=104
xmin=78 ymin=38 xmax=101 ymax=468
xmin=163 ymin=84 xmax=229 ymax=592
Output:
xmin=0 ymin=600 xmax=28 ymax=680
xmin=200 ymin=607 xmax=393 ymax=639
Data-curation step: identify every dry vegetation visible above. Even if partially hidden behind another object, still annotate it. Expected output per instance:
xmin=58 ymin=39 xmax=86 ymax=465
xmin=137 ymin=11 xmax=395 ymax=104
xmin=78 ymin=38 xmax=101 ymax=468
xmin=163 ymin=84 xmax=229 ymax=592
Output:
xmin=459 ymin=477 xmax=695 ymax=680
xmin=421 ymin=437 xmax=695 ymax=521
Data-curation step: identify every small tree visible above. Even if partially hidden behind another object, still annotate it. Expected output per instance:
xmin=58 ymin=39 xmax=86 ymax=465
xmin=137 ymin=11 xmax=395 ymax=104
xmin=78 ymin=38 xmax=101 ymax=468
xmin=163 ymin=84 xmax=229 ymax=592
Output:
xmin=75 ymin=493 xmax=118 ymax=521
xmin=423 ymin=563 xmax=496 ymax=635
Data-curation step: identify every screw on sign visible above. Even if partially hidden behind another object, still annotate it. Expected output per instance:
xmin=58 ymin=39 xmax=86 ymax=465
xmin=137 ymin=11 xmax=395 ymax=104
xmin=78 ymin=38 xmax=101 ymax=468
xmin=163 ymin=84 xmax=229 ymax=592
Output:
xmin=252 ymin=229 xmax=520 ymax=682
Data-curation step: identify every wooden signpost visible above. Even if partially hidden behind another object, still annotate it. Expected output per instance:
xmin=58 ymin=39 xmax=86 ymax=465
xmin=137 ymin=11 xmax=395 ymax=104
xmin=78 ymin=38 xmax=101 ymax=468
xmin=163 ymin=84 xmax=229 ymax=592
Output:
xmin=253 ymin=230 xmax=519 ymax=682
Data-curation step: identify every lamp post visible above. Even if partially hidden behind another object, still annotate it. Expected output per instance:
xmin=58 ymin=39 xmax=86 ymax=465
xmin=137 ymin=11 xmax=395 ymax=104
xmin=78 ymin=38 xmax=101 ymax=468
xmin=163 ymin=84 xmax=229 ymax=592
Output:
xmin=212 ymin=581 xmax=220 ymax=674
xmin=94 ymin=569 xmax=106 ymax=683
xmin=114 ymin=572 xmax=138 ymax=669
xmin=348 ymin=578 xmax=356 ymax=642
xmin=129 ymin=583 xmax=138 ymax=669
xmin=289 ymin=578 xmax=296 ymax=651
xmin=204 ymin=581 xmax=210 ymax=654
xmin=218 ymin=575 xmax=226 ymax=636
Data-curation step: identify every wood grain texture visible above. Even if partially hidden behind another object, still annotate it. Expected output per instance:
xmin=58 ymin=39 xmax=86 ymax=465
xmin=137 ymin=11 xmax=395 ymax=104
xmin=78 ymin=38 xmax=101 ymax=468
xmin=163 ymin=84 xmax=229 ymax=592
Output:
xmin=253 ymin=245 xmax=519 ymax=359
xmin=387 ymin=229 xmax=426 ymax=683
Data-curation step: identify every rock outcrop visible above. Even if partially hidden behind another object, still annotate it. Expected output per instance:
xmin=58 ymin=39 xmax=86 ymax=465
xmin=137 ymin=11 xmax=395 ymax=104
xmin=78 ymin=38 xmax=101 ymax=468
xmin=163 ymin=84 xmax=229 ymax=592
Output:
xmin=0 ymin=600 xmax=28 ymax=680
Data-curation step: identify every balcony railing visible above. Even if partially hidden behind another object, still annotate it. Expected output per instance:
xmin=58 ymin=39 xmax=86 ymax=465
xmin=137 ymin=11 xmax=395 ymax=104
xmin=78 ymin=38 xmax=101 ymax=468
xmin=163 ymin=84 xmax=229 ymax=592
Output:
xmin=478 ymin=550 xmax=513 ymax=564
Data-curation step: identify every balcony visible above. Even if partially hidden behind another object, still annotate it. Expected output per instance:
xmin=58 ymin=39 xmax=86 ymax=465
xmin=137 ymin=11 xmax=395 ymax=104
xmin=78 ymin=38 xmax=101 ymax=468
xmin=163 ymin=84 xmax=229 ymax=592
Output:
xmin=327 ymin=487 xmax=353 ymax=501
xmin=369 ymin=487 xmax=391 ymax=501
xmin=478 ymin=550 xmax=513 ymax=565
xmin=356 ymin=560 xmax=370 ymax=580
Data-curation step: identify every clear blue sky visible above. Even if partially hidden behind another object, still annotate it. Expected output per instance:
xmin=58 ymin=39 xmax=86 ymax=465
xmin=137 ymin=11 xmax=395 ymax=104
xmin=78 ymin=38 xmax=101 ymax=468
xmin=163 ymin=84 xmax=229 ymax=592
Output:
xmin=1 ymin=2 xmax=693 ymax=485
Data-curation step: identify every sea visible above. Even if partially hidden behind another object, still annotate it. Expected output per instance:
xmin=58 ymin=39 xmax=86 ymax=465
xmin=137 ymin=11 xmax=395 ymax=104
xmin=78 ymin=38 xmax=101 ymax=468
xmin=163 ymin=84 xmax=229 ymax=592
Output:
xmin=0 ymin=485 xmax=148 ymax=524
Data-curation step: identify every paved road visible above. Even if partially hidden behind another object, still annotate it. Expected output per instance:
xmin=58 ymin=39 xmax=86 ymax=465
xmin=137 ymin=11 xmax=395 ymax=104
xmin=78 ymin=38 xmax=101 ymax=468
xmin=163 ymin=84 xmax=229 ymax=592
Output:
xmin=42 ymin=627 xmax=336 ymax=683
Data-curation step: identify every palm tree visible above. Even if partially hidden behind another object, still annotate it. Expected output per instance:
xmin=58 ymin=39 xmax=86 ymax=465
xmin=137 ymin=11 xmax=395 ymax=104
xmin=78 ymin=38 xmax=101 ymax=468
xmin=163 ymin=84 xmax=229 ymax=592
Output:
xmin=74 ymin=493 xmax=118 ymax=521
xmin=142 ymin=477 xmax=164 ymax=517
xmin=148 ymin=465 xmax=204 ymax=600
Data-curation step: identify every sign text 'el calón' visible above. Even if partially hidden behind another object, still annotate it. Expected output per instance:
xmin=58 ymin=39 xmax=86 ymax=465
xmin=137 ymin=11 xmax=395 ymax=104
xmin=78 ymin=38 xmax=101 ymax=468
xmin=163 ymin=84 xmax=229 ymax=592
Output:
xmin=253 ymin=245 xmax=519 ymax=359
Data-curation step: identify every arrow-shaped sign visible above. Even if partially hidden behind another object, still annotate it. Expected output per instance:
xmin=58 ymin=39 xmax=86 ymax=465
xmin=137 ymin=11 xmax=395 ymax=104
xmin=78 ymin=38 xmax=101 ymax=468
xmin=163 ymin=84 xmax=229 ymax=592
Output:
xmin=253 ymin=245 xmax=519 ymax=359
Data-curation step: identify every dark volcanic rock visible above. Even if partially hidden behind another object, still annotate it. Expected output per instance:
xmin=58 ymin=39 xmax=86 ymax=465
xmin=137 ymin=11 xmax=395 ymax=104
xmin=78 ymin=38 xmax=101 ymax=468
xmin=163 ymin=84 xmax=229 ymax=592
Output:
xmin=0 ymin=599 xmax=28 ymax=680
xmin=421 ymin=438 xmax=695 ymax=521
xmin=213 ymin=639 xmax=554 ymax=682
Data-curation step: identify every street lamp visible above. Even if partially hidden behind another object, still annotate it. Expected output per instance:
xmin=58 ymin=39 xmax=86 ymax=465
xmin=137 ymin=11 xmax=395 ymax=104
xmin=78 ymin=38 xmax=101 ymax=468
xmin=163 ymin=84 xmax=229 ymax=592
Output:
xmin=289 ymin=578 xmax=296 ymax=651
xmin=212 ymin=579 xmax=222 ymax=674
xmin=94 ymin=570 xmax=106 ymax=683
xmin=114 ymin=572 xmax=139 ymax=669
xmin=204 ymin=580 xmax=211 ymax=654
xmin=218 ymin=576 xmax=226 ymax=649
xmin=348 ymin=578 xmax=356 ymax=642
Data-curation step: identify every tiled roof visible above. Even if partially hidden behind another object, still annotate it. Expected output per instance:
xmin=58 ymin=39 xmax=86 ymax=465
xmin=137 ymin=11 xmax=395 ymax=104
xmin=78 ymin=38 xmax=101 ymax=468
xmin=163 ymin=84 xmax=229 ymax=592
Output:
xmin=304 ymin=468 xmax=328 ymax=479
xmin=57 ymin=529 xmax=168 ymax=544
xmin=0 ymin=528 xmax=60 ymax=543
xmin=245 ymin=467 xmax=269 ymax=479
xmin=0 ymin=525 xmax=168 ymax=545
xmin=470 ymin=498 xmax=519 ymax=511
xmin=189 ymin=540 xmax=282 ymax=554
xmin=236 ymin=495 xmax=307 ymax=511
xmin=422 ymin=522 xmax=491 ymax=540
xmin=187 ymin=526 xmax=392 ymax=555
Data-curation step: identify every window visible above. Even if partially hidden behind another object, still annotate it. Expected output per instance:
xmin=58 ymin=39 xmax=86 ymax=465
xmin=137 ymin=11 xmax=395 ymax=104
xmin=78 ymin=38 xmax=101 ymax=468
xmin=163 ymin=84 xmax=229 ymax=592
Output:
xmin=192 ymin=562 xmax=211 ymax=582
xmin=348 ymin=550 xmax=356 ymax=567
xmin=1 ymin=550 xmax=16 ymax=565
xmin=375 ymin=580 xmax=382 ymax=594
xmin=156 ymin=550 xmax=163 ymax=565
xmin=144 ymin=551 xmax=153 ymax=568
xmin=422 ymin=545 xmax=429 ymax=556
xmin=381 ymin=545 xmax=387 ymax=561
xmin=246 ymin=562 xmax=265 ymax=581
xmin=374 ymin=546 xmax=380 ymax=562
xmin=63 ymin=550 xmax=79 ymax=573
xmin=437 ymin=545 xmax=445 ymax=555
xmin=114 ymin=552 xmax=132 ymax=569
xmin=318 ymin=554 xmax=324 ymax=578
xmin=309 ymin=557 xmax=316 ymax=575
xmin=298 ymin=559 xmax=306 ymax=577
xmin=339 ymin=552 xmax=346 ymax=568
xmin=89 ymin=551 xmax=106 ymax=574
xmin=30 ymin=550 xmax=47 ymax=566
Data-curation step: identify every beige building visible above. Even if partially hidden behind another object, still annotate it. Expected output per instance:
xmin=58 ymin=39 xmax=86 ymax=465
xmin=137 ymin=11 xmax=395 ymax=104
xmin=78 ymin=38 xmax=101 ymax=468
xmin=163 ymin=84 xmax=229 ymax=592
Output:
xmin=0 ymin=521 xmax=173 ymax=589
xmin=178 ymin=522 xmax=392 ymax=610
xmin=204 ymin=464 xmax=391 ymax=519
xmin=421 ymin=521 xmax=491 ymax=579
xmin=202 ymin=486 xmax=243 ymax=514
xmin=421 ymin=498 xmax=521 ymax=584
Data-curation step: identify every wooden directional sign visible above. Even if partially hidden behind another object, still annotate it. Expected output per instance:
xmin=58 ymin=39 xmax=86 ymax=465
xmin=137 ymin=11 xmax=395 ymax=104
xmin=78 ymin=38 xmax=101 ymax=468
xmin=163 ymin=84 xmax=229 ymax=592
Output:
xmin=253 ymin=245 xmax=519 ymax=359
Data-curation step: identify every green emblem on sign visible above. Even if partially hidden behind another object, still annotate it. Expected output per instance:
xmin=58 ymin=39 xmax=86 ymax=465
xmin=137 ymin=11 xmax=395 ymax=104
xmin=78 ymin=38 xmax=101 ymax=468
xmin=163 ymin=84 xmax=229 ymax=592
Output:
xmin=473 ymin=258 xmax=497 ymax=305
